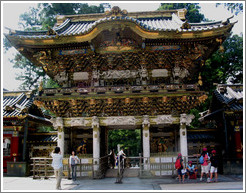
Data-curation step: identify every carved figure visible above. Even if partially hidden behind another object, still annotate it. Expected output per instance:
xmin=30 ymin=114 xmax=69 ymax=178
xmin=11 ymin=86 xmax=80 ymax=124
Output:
xmin=142 ymin=115 xmax=150 ymax=128
xmin=50 ymin=117 xmax=63 ymax=129
xmin=172 ymin=64 xmax=189 ymax=83
xmin=180 ymin=114 xmax=195 ymax=126
xmin=92 ymin=116 xmax=99 ymax=128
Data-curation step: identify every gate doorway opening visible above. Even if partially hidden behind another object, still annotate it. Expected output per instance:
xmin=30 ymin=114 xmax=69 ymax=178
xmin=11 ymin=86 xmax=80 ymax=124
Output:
xmin=107 ymin=128 xmax=142 ymax=157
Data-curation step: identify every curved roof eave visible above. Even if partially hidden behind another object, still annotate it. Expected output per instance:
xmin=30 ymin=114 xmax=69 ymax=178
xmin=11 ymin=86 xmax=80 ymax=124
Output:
xmin=5 ymin=17 xmax=235 ymax=47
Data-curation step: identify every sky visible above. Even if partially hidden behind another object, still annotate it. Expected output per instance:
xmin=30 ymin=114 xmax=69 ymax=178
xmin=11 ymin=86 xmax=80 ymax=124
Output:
xmin=1 ymin=1 xmax=244 ymax=91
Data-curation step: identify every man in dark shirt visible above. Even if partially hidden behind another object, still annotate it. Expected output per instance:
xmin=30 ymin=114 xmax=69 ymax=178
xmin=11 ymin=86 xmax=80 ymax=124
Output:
xmin=209 ymin=150 xmax=219 ymax=182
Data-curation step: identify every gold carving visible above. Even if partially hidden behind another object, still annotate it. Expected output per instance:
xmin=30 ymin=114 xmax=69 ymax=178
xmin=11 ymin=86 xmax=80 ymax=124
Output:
xmin=125 ymin=98 xmax=131 ymax=104
xmin=198 ymin=73 xmax=203 ymax=86
xmin=181 ymin=21 xmax=191 ymax=29
xmin=47 ymin=26 xmax=57 ymax=35
xmin=105 ymin=6 xmax=128 ymax=17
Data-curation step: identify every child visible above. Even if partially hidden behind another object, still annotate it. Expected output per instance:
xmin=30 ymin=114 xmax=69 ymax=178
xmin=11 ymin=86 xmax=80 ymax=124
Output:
xmin=209 ymin=150 xmax=219 ymax=182
xmin=186 ymin=161 xmax=197 ymax=179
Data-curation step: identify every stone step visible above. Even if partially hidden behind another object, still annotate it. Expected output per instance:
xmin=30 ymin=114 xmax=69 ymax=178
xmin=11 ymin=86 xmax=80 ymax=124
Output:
xmin=105 ymin=168 xmax=140 ymax=178
xmin=105 ymin=169 xmax=118 ymax=178
xmin=123 ymin=168 xmax=139 ymax=177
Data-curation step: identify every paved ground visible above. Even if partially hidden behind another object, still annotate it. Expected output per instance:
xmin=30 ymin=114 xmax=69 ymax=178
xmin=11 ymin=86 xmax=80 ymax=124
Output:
xmin=160 ymin=182 xmax=243 ymax=190
xmin=2 ymin=175 xmax=244 ymax=191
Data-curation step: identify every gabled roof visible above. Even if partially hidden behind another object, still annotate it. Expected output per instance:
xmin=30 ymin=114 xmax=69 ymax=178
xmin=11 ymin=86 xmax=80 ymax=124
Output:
xmin=3 ymin=90 xmax=50 ymax=121
xmin=3 ymin=91 xmax=34 ymax=118
xmin=7 ymin=14 xmax=233 ymax=40
xmin=5 ymin=6 xmax=235 ymax=44
xmin=214 ymin=84 xmax=243 ymax=112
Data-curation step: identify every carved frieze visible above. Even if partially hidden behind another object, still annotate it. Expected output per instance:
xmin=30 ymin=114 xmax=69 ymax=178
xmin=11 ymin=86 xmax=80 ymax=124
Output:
xmin=153 ymin=115 xmax=175 ymax=124
xmin=73 ymin=72 xmax=89 ymax=81
xmin=100 ymin=70 xmax=138 ymax=79
xmin=151 ymin=69 xmax=168 ymax=77
xmin=67 ymin=118 xmax=89 ymax=126
xmin=102 ymin=116 xmax=137 ymax=126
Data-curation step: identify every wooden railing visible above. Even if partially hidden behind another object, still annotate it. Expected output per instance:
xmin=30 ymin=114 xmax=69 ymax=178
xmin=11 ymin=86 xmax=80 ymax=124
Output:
xmin=139 ymin=155 xmax=200 ymax=177
xmin=92 ymin=155 xmax=110 ymax=179
xmin=31 ymin=156 xmax=110 ymax=179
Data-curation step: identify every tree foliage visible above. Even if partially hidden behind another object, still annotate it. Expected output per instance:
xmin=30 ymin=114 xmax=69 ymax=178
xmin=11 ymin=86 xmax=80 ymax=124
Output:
xmin=201 ymin=34 xmax=243 ymax=94
xmin=158 ymin=3 xmax=205 ymax=22
xmin=189 ymin=34 xmax=243 ymax=128
xmin=10 ymin=53 xmax=47 ymax=90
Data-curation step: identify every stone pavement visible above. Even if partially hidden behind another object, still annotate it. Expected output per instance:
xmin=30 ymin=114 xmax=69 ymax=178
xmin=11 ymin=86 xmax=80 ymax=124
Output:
xmin=2 ymin=175 xmax=243 ymax=191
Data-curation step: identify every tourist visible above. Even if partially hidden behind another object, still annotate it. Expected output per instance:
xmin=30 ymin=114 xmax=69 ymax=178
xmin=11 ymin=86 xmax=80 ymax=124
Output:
xmin=51 ymin=147 xmax=63 ymax=190
xmin=175 ymin=153 xmax=185 ymax=183
xmin=118 ymin=148 xmax=126 ymax=162
xmin=209 ymin=150 xmax=219 ymax=182
xmin=69 ymin=150 xmax=79 ymax=181
xmin=186 ymin=161 xmax=197 ymax=179
xmin=109 ymin=149 xmax=116 ymax=169
xmin=200 ymin=147 xmax=210 ymax=182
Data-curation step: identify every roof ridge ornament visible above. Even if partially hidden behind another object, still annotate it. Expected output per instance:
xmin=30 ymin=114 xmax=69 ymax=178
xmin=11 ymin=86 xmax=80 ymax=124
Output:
xmin=46 ymin=26 xmax=57 ymax=35
xmin=181 ymin=20 xmax=191 ymax=30
xmin=222 ymin=15 xmax=234 ymax=25
xmin=105 ymin=6 xmax=128 ymax=17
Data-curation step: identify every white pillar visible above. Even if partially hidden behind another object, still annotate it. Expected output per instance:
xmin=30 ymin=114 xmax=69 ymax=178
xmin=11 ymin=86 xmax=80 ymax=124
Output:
xmin=51 ymin=117 xmax=64 ymax=157
xmin=143 ymin=126 xmax=150 ymax=158
xmin=142 ymin=115 xmax=150 ymax=170
xmin=180 ymin=114 xmax=195 ymax=158
xmin=179 ymin=123 xmax=188 ymax=157
xmin=93 ymin=126 xmax=100 ymax=160
xmin=58 ymin=127 xmax=65 ymax=157
xmin=92 ymin=116 xmax=100 ymax=171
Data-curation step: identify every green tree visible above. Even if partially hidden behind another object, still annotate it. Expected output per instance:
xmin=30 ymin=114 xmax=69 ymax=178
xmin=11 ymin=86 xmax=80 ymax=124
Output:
xmin=10 ymin=53 xmax=47 ymax=90
xmin=189 ymin=34 xmax=243 ymax=129
xmin=202 ymin=34 xmax=243 ymax=94
xmin=158 ymin=3 xmax=205 ymax=22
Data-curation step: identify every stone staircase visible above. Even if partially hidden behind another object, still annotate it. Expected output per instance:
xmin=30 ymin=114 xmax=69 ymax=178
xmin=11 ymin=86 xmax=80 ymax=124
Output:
xmin=105 ymin=168 xmax=139 ymax=178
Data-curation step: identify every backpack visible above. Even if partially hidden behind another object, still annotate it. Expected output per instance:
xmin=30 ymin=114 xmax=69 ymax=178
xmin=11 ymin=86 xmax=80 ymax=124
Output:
xmin=199 ymin=156 xmax=204 ymax=164
xmin=175 ymin=158 xmax=181 ymax=169
xmin=200 ymin=153 xmax=209 ymax=164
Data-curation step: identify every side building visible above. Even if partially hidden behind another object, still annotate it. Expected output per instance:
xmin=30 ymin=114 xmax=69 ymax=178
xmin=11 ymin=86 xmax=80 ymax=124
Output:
xmin=3 ymin=90 xmax=52 ymax=175
xmin=199 ymin=84 xmax=243 ymax=174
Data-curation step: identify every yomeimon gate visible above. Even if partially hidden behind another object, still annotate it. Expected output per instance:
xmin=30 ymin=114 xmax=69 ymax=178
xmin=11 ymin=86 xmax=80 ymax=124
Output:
xmin=5 ymin=7 xmax=235 ymax=176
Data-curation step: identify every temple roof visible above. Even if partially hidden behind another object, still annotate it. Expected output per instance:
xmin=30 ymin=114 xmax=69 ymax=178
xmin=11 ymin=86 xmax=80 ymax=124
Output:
xmin=199 ymin=84 xmax=243 ymax=122
xmin=8 ymin=14 xmax=230 ymax=39
xmin=5 ymin=7 xmax=235 ymax=42
xmin=213 ymin=84 xmax=243 ymax=112
xmin=3 ymin=90 xmax=50 ymax=121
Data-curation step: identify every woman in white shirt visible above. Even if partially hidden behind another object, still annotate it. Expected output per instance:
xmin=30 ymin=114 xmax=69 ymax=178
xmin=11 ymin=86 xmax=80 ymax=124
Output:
xmin=69 ymin=151 xmax=79 ymax=181
xmin=51 ymin=147 xmax=63 ymax=190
